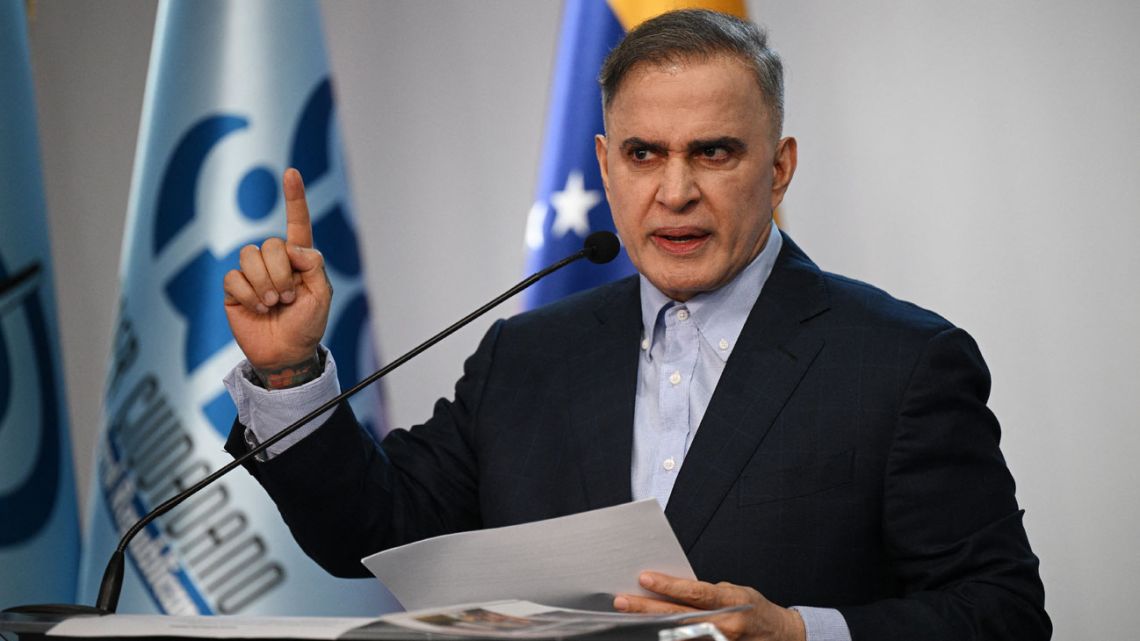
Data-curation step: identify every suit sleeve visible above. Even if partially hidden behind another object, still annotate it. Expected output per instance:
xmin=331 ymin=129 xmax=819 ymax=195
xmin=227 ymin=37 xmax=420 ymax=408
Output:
xmin=224 ymin=320 xmax=507 ymax=578
xmin=837 ymin=327 xmax=1051 ymax=640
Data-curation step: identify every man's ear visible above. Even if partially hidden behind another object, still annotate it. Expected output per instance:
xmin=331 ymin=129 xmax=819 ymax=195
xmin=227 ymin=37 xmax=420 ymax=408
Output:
xmin=770 ymin=136 xmax=797 ymax=211
xmin=595 ymin=134 xmax=612 ymax=200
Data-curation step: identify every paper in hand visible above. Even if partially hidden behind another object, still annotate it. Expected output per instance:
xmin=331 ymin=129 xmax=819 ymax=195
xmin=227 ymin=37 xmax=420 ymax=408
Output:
xmin=361 ymin=500 xmax=694 ymax=611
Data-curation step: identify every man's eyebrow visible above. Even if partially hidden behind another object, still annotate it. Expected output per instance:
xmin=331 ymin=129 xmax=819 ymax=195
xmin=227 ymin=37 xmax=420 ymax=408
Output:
xmin=686 ymin=137 xmax=748 ymax=153
xmin=617 ymin=137 xmax=749 ymax=154
xmin=619 ymin=137 xmax=667 ymax=153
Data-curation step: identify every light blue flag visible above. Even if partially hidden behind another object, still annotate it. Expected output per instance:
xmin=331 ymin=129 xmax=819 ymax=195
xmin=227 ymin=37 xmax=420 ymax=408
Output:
xmin=522 ymin=0 xmax=636 ymax=309
xmin=78 ymin=0 xmax=396 ymax=615
xmin=0 ymin=0 xmax=82 ymax=609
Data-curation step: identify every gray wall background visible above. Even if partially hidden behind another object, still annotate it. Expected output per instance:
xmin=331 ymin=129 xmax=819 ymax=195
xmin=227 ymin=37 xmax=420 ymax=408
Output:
xmin=25 ymin=1 xmax=1140 ymax=637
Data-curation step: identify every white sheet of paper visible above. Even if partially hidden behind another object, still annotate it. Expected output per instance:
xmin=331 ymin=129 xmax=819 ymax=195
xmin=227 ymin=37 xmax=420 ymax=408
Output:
xmin=48 ymin=614 xmax=373 ymax=638
xmin=361 ymin=500 xmax=695 ymax=611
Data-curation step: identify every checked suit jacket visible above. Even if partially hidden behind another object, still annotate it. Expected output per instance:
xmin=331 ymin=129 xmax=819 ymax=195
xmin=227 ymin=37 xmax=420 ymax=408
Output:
xmin=228 ymin=233 xmax=1050 ymax=640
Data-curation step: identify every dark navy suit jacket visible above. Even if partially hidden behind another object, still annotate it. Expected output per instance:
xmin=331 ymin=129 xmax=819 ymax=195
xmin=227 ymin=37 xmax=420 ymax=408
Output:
xmin=228 ymin=234 xmax=1050 ymax=640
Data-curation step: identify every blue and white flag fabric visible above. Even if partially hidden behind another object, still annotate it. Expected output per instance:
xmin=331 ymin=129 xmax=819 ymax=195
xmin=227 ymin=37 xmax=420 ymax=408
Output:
xmin=78 ymin=0 xmax=396 ymax=616
xmin=0 ymin=0 xmax=82 ymax=609
xmin=523 ymin=0 xmax=635 ymax=308
xmin=523 ymin=0 xmax=748 ymax=308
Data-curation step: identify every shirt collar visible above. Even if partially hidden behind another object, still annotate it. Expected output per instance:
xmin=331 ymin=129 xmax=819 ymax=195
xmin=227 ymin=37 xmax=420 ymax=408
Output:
xmin=639 ymin=224 xmax=783 ymax=361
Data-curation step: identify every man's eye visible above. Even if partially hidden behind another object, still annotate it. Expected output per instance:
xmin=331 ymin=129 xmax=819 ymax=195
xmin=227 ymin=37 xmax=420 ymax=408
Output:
xmin=632 ymin=149 xmax=652 ymax=161
xmin=701 ymin=146 xmax=728 ymax=160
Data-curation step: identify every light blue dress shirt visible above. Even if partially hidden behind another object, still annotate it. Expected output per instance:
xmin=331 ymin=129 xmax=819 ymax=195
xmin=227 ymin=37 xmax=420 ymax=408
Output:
xmin=227 ymin=223 xmax=849 ymax=640
xmin=631 ymin=228 xmax=783 ymax=508
xmin=630 ymin=227 xmax=849 ymax=641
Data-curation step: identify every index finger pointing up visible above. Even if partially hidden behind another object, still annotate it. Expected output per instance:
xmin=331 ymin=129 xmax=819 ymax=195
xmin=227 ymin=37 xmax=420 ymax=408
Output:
xmin=283 ymin=168 xmax=314 ymax=248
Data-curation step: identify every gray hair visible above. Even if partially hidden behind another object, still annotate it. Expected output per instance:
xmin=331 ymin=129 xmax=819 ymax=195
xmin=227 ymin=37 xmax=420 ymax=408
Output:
xmin=599 ymin=9 xmax=784 ymax=137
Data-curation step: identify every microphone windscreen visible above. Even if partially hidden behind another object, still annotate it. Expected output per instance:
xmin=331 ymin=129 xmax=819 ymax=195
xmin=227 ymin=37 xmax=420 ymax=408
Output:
xmin=584 ymin=231 xmax=621 ymax=264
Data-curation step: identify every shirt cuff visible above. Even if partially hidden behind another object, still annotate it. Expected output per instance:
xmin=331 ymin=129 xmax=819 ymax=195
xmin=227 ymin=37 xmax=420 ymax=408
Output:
xmin=223 ymin=347 xmax=341 ymax=460
xmin=791 ymin=607 xmax=851 ymax=641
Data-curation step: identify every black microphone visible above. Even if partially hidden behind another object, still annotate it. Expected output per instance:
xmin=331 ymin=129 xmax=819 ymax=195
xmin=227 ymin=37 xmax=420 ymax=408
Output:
xmin=583 ymin=230 xmax=620 ymax=264
xmin=3 ymin=231 xmax=621 ymax=618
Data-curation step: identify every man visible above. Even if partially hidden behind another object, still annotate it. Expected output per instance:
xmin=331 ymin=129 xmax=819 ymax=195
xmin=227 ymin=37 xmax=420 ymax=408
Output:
xmin=222 ymin=10 xmax=1049 ymax=641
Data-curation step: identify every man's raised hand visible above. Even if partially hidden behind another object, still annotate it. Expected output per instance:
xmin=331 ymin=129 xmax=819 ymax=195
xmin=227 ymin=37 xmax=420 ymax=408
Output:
xmin=223 ymin=168 xmax=332 ymax=388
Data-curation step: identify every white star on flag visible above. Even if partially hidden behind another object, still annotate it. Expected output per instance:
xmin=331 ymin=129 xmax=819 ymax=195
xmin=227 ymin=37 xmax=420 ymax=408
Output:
xmin=550 ymin=170 xmax=601 ymax=238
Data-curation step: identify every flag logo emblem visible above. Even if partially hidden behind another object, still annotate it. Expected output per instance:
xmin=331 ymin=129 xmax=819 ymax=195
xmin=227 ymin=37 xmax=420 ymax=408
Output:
xmin=0 ymin=258 xmax=63 ymax=547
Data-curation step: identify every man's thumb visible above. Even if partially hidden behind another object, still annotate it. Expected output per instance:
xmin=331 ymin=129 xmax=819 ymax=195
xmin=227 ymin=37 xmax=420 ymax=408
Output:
xmin=287 ymin=244 xmax=330 ymax=293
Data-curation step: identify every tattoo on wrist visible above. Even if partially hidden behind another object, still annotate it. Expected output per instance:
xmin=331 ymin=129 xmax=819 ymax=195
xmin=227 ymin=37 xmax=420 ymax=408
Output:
xmin=254 ymin=352 xmax=323 ymax=390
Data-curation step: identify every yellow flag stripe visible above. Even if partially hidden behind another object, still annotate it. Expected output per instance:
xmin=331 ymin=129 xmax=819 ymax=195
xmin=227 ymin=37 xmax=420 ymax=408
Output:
xmin=606 ymin=0 xmax=746 ymax=32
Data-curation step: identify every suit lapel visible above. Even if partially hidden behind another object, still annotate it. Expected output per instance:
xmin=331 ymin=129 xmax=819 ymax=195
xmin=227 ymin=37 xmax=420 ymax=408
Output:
xmin=568 ymin=277 xmax=641 ymax=510
xmin=665 ymin=235 xmax=830 ymax=551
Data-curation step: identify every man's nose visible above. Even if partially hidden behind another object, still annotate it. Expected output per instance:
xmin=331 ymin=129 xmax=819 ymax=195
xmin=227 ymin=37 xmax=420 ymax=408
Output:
xmin=656 ymin=158 xmax=699 ymax=212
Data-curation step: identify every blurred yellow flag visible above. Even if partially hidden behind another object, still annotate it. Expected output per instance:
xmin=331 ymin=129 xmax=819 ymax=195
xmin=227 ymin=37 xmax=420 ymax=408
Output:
xmin=607 ymin=0 xmax=746 ymax=31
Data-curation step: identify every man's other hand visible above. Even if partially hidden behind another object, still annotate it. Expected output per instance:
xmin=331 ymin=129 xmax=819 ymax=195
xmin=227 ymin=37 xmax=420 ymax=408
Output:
xmin=223 ymin=168 xmax=331 ymax=388
xmin=614 ymin=572 xmax=806 ymax=641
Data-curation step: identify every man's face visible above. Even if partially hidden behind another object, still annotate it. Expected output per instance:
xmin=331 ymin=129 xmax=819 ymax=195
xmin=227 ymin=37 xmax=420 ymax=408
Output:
xmin=595 ymin=55 xmax=796 ymax=301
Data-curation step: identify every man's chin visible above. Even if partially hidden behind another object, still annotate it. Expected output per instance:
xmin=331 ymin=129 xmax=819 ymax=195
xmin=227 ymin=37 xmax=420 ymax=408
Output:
xmin=646 ymin=274 xmax=716 ymax=303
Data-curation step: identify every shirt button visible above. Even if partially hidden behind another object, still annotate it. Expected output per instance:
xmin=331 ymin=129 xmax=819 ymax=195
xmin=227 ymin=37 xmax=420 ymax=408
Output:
xmin=719 ymin=338 xmax=729 ymax=350
xmin=663 ymin=457 xmax=676 ymax=471
xmin=676 ymin=308 xmax=689 ymax=321
xmin=641 ymin=338 xmax=650 ymax=350
xmin=669 ymin=370 xmax=681 ymax=385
